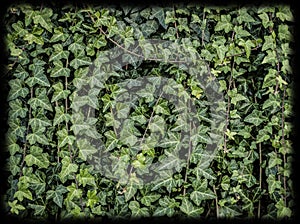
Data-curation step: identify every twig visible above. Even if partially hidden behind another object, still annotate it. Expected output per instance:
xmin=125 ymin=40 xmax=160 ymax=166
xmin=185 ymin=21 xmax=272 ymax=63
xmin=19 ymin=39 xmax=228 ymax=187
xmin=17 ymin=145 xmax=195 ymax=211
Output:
xmin=281 ymin=85 xmax=287 ymax=206
xmin=173 ymin=6 xmax=179 ymax=39
xmin=201 ymin=9 xmax=206 ymax=46
xmin=224 ymin=62 xmax=234 ymax=153
xmin=213 ymin=185 xmax=219 ymax=218
xmin=183 ymin=119 xmax=193 ymax=196
xmin=258 ymin=142 xmax=262 ymax=218
xmin=19 ymin=87 xmax=33 ymax=177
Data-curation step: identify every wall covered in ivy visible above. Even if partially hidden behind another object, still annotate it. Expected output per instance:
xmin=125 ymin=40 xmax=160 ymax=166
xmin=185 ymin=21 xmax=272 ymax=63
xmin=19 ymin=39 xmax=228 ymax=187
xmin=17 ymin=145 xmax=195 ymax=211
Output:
xmin=2 ymin=3 xmax=295 ymax=222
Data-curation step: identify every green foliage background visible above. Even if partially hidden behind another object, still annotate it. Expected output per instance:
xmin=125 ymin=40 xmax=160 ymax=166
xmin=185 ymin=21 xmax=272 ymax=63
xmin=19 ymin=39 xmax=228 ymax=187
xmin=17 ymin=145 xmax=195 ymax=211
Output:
xmin=2 ymin=3 xmax=295 ymax=221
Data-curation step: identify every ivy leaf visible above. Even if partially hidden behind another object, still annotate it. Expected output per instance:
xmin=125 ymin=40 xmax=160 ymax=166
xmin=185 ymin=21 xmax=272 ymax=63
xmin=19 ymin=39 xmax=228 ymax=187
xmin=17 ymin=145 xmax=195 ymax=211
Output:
xmin=129 ymin=201 xmax=150 ymax=218
xmin=57 ymin=128 xmax=76 ymax=148
xmin=215 ymin=15 xmax=233 ymax=33
xmin=66 ymin=183 xmax=83 ymax=201
xmin=76 ymin=168 xmax=96 ymax=187
xmin=59 ymin=157 xmax=78 ymax=183
xmin=25 ymin=146 xmax=50 ymax=169
xmin=276 ymin=6 xmax=293 ymax=22
xmin=26 ymin=127 xmax=49 ymax=145
xmin=28 ymin=203 xmax=46 ymax=216
xmin=51 ymin=82 xmax=70 ymax=102
xmin=28 ymin=88 xmax=53 ymax=112
xmin=190 ymin=190 xmax=216 ymax=206
xmin=24 ymin=33 xmax=44 ymax=45
xmin=262 ymin=69 xmax=277 ymax=88
xmin=49 ymin=45 xmax=70 ymax=61
xmin=244 ymin=110 xmax=265 ymax=126
xmin=70 ymin=56 xmax=92 ymax=69
xmin=50 ymin=61 xmax=70 ymax=78
xmin=149 ymin=115 xmax=166 ymax=135
xmin=8 ymin=79 xmax=29 ymax=101
xmin=14 ymin=187 xmax=33 ymax=201
xmin=8 ymin=99 xmax=28 ymax=119
xmin=150 ymin=7 xmax=167 ymax=29
xmin=77 ymin=138 xmax=98 ymax=161
xmin=53 ymin=106 xmax=71 ymax=126
xmin=50 ymin=28 xmax=69 ymax=42
xmin=151 ymin=170 xmax=176 ymax=193
xmin=104 ymin=130 xmax=118 ymax=151
xmin=8 ymin=200 xmax=26 ymax=215
xmin=141 ymin=194 xmax=161 ymax=206
xmin=153 ymin=207 xmax=174 ymax=217
xmin=140 ymin=20 xmax=159 ymax=37
xmin=29 ymin=117 xmax=52 ymax=129
xmin=33 ymin=8 xmax=53 ymax=32
xmin=14 ymin=64 xmax=29 ymax=80
xmin=46 ymin=185 xmax=68 ymax=208
xmin=180 ymin=197 xmax=204 ymax=217
xmin=124 ymin=179 xmax=138 ymax=202
xmin=262 ymin=35 xmax=275 ymax=51
xmin=26 ymin=66 xmax=50 ymax=87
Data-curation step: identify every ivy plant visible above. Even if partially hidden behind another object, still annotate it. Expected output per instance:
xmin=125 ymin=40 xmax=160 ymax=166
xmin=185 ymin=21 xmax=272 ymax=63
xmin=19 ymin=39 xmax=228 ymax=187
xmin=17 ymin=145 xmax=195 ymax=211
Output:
xmin=2 ymin=3 xmax=295 ymax=222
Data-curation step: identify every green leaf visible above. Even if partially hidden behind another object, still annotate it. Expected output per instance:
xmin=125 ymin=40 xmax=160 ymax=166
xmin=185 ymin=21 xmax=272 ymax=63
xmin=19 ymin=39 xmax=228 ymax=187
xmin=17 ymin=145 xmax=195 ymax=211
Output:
xmin=25 ymin=66 xmax=50 ymax=87
xmin=262 ymin=35 xmax=275 ymax=51
xmin=77 ymin=168 xmax=96 ymax=187
xmin=46 ymin=185 xmax=68 ymax=208
xmin=215 ymin=15 xmax=233 ymax=33
xmin=24 ymin=33 xmax=44 ymax=45
xmin=53 ymin=106 xmax=71 ymax=126
xmin=8 ymin=200 xmax=26 ymax=215
xmin=8 ymin=99 xmax=28 ymax=119
xmin=276 ymin=199 xmax=292 ymax=218
xmin=25 ymin=146 xmax=49 ymax=169
xmin=26 ymin=127 xmax=49 ymax=145
xmin=50 ymin=28 xmax=69 ymax=42
xmin=57 ymin=128 xmax=76 ymax=148
xmin=29 ymin=117 xmax=52 ymax=129
xmin=50 ymin=61 xmax=70 ymax=77
xmin=28 ymin=203 xmax=46 ymax=216
xmin=129 ymin=201 xmax=150 ymax=217
xmin=262 ymin=69 xmax=277 ymax=88
xmin=104 ymin=130 xmax=118 ymax=151
xmin=276 ymin=6 xmax=293 ymax=22
xmin=70 ymin=56 xmax=92 ymax=69
xmin=140 ymin=20 xmax=159 ymax=37
xmin=33 ymin=9 xmax=53 ymax=32
xmin=149 ymin=115 xmax=166 ymax=135
xmin=14 ymin=188 xmax=33 ymax=201
xmin=244 ymin=110 xmax=265 ymax=126
xmin=180 ymin=197 xmax=204 ymax=217
xmin=190 ymin=190 xmax=216 ymax=206
xmin=150 ymin=7 xmax=167 ymax=29
xmin=8 ymin=79 xmax=29 ymax=101
xmin=51 ymin=82 xmax=70 ymax=102
xmin=49 ymin=49 xmax=70 ymax=62
xmin=66 ymin=183 xmax=83 ymax=201
xmin=153 ymin=206 xmax=174 ymax=217
xmin=124 ymin=180 xmax=138 ymax=202
xmin=28 ymin=88 xmax=53 ymax=112
xmin=141 ymin=194 xmax=161 ymax=206
xmin=77 ymin=138 xmax=98 ymax=161
xmin=59 ymin=157 xmax=78 ymax=183
xmin=278 ymin=24 xmax=291 ymax=41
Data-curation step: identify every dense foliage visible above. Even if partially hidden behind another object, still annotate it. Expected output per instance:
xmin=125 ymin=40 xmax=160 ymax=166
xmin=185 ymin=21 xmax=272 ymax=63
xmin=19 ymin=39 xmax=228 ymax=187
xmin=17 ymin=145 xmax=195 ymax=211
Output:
xmin=2 ymin=3 xmax=295 ymax=221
